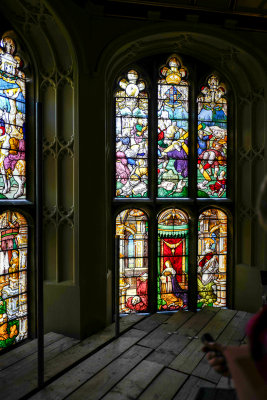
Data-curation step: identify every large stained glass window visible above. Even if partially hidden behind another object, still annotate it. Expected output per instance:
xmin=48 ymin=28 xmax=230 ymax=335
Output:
xmin=197 ymin=75 xmax=227 ymax=198
xmin=198 ymin=209 xmax=227 ymax=308
xmin=113 ymin=55 xmax=231 ymax=313
xmin=0 ymin=211 xmax=28 ymax=351
xmin=158 ymin=56 xmax=189 ymax=198
xmin=115 ymin=70 xmax=148 ymax=198
xmin=157 ymin=209 xmax=188 ymax=311
xmin=0 ymin=36 xmax=26 ymax=199
xmin=116 ymin=209 xmax=148 ymax=313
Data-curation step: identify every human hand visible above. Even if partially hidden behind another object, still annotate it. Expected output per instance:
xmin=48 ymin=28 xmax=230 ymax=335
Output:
xmin=202 ymin=341 xmax=230 ymax=377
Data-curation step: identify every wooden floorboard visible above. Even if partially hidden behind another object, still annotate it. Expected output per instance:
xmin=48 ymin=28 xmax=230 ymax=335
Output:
xmin=169 ymin=309 xmax=237 ymax=374
xmin=0 ymin=332 xmax=64 ymax=371
xmin=30 ymin=329 xmax=148 ymax=400
xmin=173 ymin=375 xmax=216 ymax=400
xmin=138 ymin=367 xmax=188 ymax=400
xmin=2 ymin=308 xmax=252 ymax=400
xmin=101 ymin=359 xmax=164 ymax=400
xmin=192 ymin=310 xmax=251 ymax=383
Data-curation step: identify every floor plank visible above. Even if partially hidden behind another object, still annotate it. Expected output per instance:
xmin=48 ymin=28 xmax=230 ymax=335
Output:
xmin=0 ymin=333 xmax=64 ymax=371
xmin=133 ymin=312 xmax=171 ymax=333
xmin=192 ymin=311 xmax=251 ymax=383
xmin=138 ymin=310 xmax=194 ymax=349
xmin=173 ymin=375 xmax=216 ymax=400
xmin=101 ymin=360 xmax=164 ymax=400
xmin=65 ymin=345 xmax=153 ymax=400
xmin=138 ymin=367 xmax=188 ymax=400
xmin=169 ymin=309 xmax=236 ymax=374
xmin=146 ymin=307 xmax=221 ymax=367
xmin=31 ymin=329 xmax=148 ymax=400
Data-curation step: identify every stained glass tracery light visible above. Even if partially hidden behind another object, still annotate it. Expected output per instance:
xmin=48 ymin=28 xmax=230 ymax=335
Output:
xmin=0 ymin=211 xmax=28 ymax=351
xmin=197 ymin=75 xmax=227 ymax=198
xmin=115 ymin=70 xmax=148 ymax=198
xmin=0 ymin=36 xmax=26 ymax=199
xmin=157 ymin=56 xmax=189 ymax=198
xmin=198 ymin=208 xmax=227 ymax=308
xmin=157 ymin=209 xmax=188 ymax=311
xmin=116 ymin=209 xmax=148 ymax=313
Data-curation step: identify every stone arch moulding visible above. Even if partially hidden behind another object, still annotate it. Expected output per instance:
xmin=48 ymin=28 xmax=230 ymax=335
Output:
xmin=0 ymin=0 xmax=81 ymax=337
xmin=104 ymin=24 xmax=267 ymax=313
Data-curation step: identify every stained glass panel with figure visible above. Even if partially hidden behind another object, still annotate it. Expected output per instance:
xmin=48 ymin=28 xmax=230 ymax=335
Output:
xmin=115 ymin=70 xmax=148 ymax=198
xmin=198 ymin=208 xmax=227 ymax=308
xmin=197 ymin=76 xmax=227 ymax=198
xmin=116 ymin=209 xmax=148 ymax=313
xmin=0 ymin=36 xmax=26 ymax=199
xmin=158 ymin=209 xmax=188 ymax=310
xmin=0 ymin=211 xmax=28 ymax=351
xmin=158 ymin=56 xmax=189 ymax=198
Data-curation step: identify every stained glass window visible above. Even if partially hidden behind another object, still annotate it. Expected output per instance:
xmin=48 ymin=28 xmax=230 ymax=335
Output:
xmin=0 ymin=36 xmax=26 ymax=199
xmin=115 ymin=70 xmax=148 ymax=198
xmin=197 ymin=76 xmax=227 ymax=198
xmin=116 ymin=209 xmax=148 ymax=313
xmin=0 ymin=211 xmax=28 ymax=351
xmin=114 ymin=56 xmax=231 ymax=313
xmin=157 ymin=209 xmax=188 ymax=311
xmin=198 ymin=209 xmax=227 ymax=308
xmin=158 ymin=56 xmax=189 ymax=198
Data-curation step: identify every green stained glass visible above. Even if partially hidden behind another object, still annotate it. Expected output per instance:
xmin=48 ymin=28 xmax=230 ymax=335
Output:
xmin=116 ymin=209 xmax=148 ymax=313
xmin=197 ymin=209 xmax=227 ymax=309
xmin=0 ymin=211 xmax=28 ymax=351
xmin=157 ymin=209 xmax=189 ymax=311
xmin=157 ymin=56 xmax=189 ymax=198
xmin=197 ymin=75 xmax=227 ymax=198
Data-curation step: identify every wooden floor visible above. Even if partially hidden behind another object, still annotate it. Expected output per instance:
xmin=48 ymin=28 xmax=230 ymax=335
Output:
xmin=0 ymin=308 xmax=252 ymax=400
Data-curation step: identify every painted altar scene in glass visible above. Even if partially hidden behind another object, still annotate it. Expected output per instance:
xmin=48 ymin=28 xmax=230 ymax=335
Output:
xmin=157 ymin=56 xmax=189 ymax=198
xmin=0 ymin=211 xmax=28 ymax=350
xmin=198 ymin=208 xmax=227 ymax=308
xmin=116 ymin=209 xmax=148 ymax=313
xmin=115 ymin=70 xmax=148 ymax=198
xmin=158 ymin=209 xmax=188 ymax=310
xmin=0 ymin=36 xmax=26 ymax=199
xmin=197 ymin=75 xmax=227 ymax=198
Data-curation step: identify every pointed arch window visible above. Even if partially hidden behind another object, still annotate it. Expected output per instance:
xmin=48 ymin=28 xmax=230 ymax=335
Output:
xmin=113 ymin=54 xmax=232 ymax=313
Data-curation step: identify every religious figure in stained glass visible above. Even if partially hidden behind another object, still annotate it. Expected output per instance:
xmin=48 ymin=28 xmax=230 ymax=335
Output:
xmin=0 ymin=211 xmax=28 ymax=350
xmin=198 ymin=209 xmax=227 ymax=308
xmin=158 ymin=209 xmax=188 ymax=310
xmin=116 ymin=209 xmax=148 ymax=313
xmin=0 ymin=36 xmax=26 ymax=199
xmin=157 ymin=56 xmax=189 ymax=198
xmin=115 ymin=70 xmax=148 ymax=198
xmin=197 ymin=76 xmax=227 ymax=198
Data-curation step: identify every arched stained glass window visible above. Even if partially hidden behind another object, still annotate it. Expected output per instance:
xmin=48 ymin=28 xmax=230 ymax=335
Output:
xmin=0 ymin=211 xmax=28 ymax=350
xmin=0 ymin=36 xmax=26 ymax=200
xmin=113 ymin=54 xmax=232 ymax=314
xmin=198 ymin=209 xmax=227 ymax=309
xmin=158 ymin=56 xmax=189 ymax=198
xmin=197 ymin=76 xmax=227 ymax=198
xmin=115 ymin=70 xmax=148 ymax=198
xmin=116 ymin=209 xmax=148 ymax=313
xmin=158 ymin=209 xmax=188 ymax=311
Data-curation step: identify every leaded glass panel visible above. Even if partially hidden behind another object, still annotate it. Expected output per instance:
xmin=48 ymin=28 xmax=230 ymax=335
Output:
xmin=115 ymin=70 xmax=148 ymax=198
xmin=197 ymin=76 xmax=227 ymax=198
xmin=0 ymin=37 xmax=26 ymax=199
xmin=116 ymin=209 xmax=148 ymax=313
xmin=198 ymin=208 xmax=227 ymax=308
xmin=158 ymin=57 xmax=189 ymax=198
xmin=0 ymin=211 xmax=28 ymax=351
xmin=157 ymin=209 xmax=188 ymax=310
